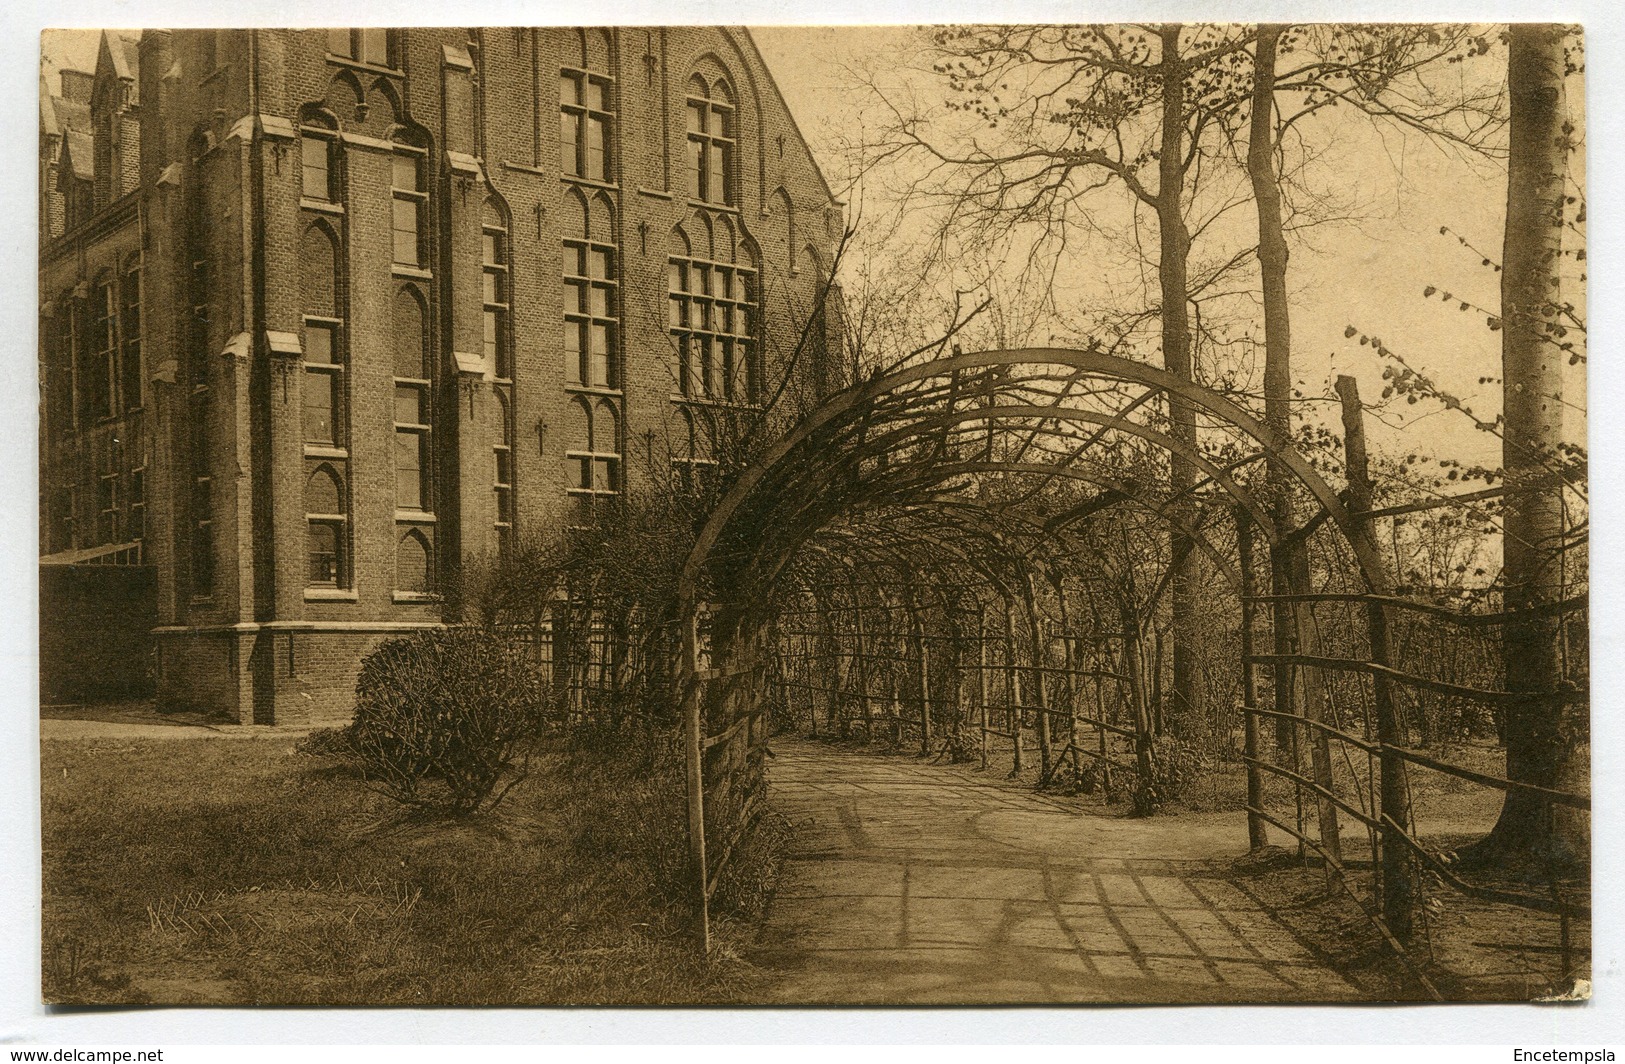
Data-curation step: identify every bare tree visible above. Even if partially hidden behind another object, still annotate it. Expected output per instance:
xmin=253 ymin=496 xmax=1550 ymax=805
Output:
xmin=1467 ymin=23 xmax=1586 ymax=869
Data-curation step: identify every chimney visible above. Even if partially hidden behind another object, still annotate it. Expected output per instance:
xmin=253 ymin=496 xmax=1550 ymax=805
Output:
xmin=137 ymin=30 xmax=174 ymax=185
xmin=59 ymin=69 xmax=94 ymax=104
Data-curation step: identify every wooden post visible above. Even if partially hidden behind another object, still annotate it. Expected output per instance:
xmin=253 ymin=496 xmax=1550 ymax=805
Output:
xmin=1237 ymin=506 xmax=1269 ymax=852
xmin=1003 ymin=597 xmax=1023 ymax=774
xmin=803 ymin=631 xmax=817 ymax=738
xmin=1096 ymin=650 xmax=1113 ymax=797
xmin=977 ymin=610 xmax=990 ymax=769
xmin=1294 ymin=548 xmax=1343 ymax=872
xmin=1026 ymin=580 xmax=1053 ymax=781
xmin=1063 ymin=634 xmax=1078 ymax=777
xmin=1338 ymin=373 xmax=1415 ymax=938
xmin=681 ymin=600 xmax=709 ymax=953
xmin=852 ymin=597 xmax=869 ymax=738
xmin=911 ymin=606 xmax=932 ymax=756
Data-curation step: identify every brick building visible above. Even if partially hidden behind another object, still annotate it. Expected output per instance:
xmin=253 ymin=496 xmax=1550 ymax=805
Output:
xmin=39 ymin=28 xmax=843 ymax=723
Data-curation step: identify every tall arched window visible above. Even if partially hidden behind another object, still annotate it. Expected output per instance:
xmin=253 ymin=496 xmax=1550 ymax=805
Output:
xmin=671 ymin=407 xmax=718 ymax=495
xmin=305 ymin=463 xmax=348 ymax=588
xmin=668 ymin=213 xmax=756 ymax=403
xmin=299 ymin=108 xmax=338 ymax=203
xmin=686 ymin=75 xmax=734 ymax=206
xmin=390 ymin=131 xmax=428 ymax=267
xmin=566 ymin=396 xmax=620 ymax=522
xmin=301 ymin=219 xmax=351 ymax=592
xmin=301 ymin=223 xmax=344 ymax=449
xmin=393 ymin=286 xmax=435 ymax=597
xmin=392 ymin=287 xmax=431 ymax=512
xmin=119 ymin=256 xmax=142 ymax=411
xmin=484 ymin=196 xmax=515 ymax=554
xmin=86 ymin=274 xmax=116 ymax=422
xmin=563 ymin=190 xmax=618 ymax=389
xmin=560 ymin=29 xmax=614 ymax=181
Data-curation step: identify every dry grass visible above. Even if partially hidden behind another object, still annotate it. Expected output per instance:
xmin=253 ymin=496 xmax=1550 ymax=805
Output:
xmin=41 ymin=732 xmax=781 ymax=1005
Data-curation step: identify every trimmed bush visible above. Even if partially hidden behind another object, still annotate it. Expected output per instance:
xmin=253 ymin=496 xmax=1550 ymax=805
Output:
xmin=337 ymin=628 xmax=544 ymax=815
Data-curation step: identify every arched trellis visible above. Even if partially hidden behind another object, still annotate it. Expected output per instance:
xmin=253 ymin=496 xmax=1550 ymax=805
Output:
xmin=674 ymin=347 xmax=1399 ymax=949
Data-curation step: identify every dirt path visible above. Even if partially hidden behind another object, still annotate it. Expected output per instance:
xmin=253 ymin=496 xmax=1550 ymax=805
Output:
xmin=751 ymin=737 xmax=1365 ymax=1004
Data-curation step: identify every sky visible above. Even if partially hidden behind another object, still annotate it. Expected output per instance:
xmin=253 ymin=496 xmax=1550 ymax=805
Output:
xmin=751 ymin=25 xmax=1586 ymax=481
xmin=11 ymin=7 xmax=1625 ymax=1054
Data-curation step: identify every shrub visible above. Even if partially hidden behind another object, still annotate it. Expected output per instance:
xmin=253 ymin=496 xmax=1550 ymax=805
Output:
xmin=1131 ymin=736 xmax=1205 ymax=815
xmin=336 ymin=628 xmax=544 ymax=815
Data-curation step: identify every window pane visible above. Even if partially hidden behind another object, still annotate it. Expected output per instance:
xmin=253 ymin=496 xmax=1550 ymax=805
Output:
xmin=392 ymin=153 xmax=420 ymax=191
xmin=483 ymin=270 xmax=499 ymax=304
xmin=394 ymin=384 xmax=422 ymax=425
xmin=303 ymin=370 xmax=336 ymax=443
xmin=669 ymin=294 xmax=684 ymax=329
xmin=301 ymin=136 xmax=330 ymax=200
xmin=679 ymin=337 xmax=698 ymax=394
xmin=360 ymin=28 xmax=389 ymax=65
xmin=564 ymin=321 xmax=582 ymax=380
xmin=482 ymin=231 xmax=499 ymax=263
xmin=560 ymin=73 xmax=579 ymax=106
xmin=591 ymin=248 xmax=612 ymax=279
xmin=687 ymin=140 xmax=704 ymax=198
xmin=483 ymin=309 xmax=498 ymax=360
xmin=686 ymin=102 xmax=704 ymax=134
xmin=705 ymin=336 xmax=723 ymax=396
xmin=718 ymin=142 xmax=733 ymax=204
xmin=308 ymin=522 xmax=340 ymax=585
xmin=392 ymin=199 xmax=420 ymax=264
xmin=708 ymin=143 xmax=726 ymax=203
xmin=587 ymin=78 xmax=607 ymax=111
xmin=570 ymin=456 xmax=591 ymax=490
xmin=589 ymin=325 xmax=610 ymax=387
xmin=305 ymin=323 xmax=334 ymax=365
xmin=590 ymin=285 xmax=609 ymax=318
xmin=560 ymin=113 xmax=578 ymax=173
xmin=495 ymin=449 xmax=511 ymax=485
xmin=587 ymin=118 xmax=607 ymax=180
xmin=395 ymin=432 xmax=424 ymax=508
xmin=668 ymin=261 xmax=684 ymax=293
xmin=593 ymin=457 xmax=616 ymax=492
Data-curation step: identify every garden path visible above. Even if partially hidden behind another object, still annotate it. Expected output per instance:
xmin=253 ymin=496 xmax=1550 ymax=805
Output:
xmin=751 ymin=736 xmax=1364 ymax=1004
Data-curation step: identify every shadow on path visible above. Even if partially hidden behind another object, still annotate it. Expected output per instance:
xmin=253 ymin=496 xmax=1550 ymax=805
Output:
xmin=752 ymin=736 xmax=1364 ymax=1005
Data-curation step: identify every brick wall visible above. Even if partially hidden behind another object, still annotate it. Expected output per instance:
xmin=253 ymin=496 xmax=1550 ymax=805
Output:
xmin=40 ymin=565 xmax=156 ymax=702
xmin=44 ymin=27 xmax=842 ymax=724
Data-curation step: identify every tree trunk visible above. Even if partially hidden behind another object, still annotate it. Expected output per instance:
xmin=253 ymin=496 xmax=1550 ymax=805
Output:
xmin=1247 ymin=24 xmax=1309 ymax=746
xmin=1469 ymin=23 xmax=1587 ymax=870
xmin=1159 ymin=23 xmax=1204 ymax=738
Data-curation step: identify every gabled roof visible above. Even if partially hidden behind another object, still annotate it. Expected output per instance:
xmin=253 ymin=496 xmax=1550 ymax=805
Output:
xmin=57 ymin=68 xmax=93 ymax=104
xmin=40 ymin=75 xmax=57 ymax=137
xmin=93 ymin=31 xmax=140 ymax=108
xmin=105 ymin=31 xmax=139 ymax=80
xmin=63 ymin=130 xmax=94 ymax=182
xmin=51 ymin=96 xmax=90 ymax=135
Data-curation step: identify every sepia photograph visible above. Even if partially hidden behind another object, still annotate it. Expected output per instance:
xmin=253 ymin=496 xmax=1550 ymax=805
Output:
xmin=34 ymin=21 xmax=1588 ymax=1009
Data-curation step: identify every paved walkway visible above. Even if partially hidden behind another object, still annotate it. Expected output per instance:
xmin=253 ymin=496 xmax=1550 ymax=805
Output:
xmin=752 ymin=737 xmax=1363 ymax=1004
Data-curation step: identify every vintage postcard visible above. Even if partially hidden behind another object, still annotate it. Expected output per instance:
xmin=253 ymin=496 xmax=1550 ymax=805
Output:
xmin=37 ymin=24 xmax=1586 ymax=1007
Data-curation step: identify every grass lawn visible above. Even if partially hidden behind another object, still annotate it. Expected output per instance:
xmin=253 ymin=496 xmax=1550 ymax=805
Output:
xmin=41 ymin=732 xmax=781 ymax=1005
